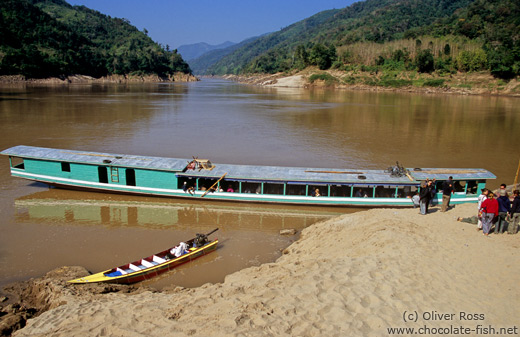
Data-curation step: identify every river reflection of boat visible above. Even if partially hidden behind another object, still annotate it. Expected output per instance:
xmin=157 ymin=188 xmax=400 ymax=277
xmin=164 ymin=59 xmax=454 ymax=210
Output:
xmin=10 ymin=190 xmax=344 ymax=290
xmin=2 ymin=146 xmax=496 ymax=207
xmin=14 ymin=190 xmax=342 ymax=232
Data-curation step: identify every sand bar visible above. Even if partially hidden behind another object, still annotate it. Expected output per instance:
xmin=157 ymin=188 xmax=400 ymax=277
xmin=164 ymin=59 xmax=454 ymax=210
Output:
xmin=7 ymin=203 xmax=520 ymax=336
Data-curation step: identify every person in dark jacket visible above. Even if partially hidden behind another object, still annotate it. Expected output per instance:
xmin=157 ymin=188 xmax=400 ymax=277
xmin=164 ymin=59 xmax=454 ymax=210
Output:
xmin=441 ymin=176 xmax=454 ymax=212
xmin=508 ymin=190 xmax=520 ymax=234
xmin=419 ymin=180 xmax=434 ymax=215
xmin=496 ymin=189 xmax=511 ymax=234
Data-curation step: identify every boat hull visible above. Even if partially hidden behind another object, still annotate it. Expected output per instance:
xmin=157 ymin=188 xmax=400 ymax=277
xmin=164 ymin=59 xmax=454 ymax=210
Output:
xmin=7 ymin=168 xmax=479 ymax=207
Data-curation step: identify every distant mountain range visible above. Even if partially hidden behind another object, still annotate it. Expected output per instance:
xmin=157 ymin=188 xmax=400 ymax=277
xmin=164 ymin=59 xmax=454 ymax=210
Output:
xmin=177 ymin=41 xmax=236 ymax=61
xmin=187 ymin=36 xmax=263 ymax=75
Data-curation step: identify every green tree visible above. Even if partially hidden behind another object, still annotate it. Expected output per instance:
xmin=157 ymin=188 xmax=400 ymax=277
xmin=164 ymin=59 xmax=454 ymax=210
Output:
xmin=456 ymin=49 xmax=487 ymax=71
xmin=415 ymin=49 xmax=435 ymax=73
xmin=294 ymin=45 xmax=309 ymax=70
xmin=309 ymin=43 xmax=336 ymax=70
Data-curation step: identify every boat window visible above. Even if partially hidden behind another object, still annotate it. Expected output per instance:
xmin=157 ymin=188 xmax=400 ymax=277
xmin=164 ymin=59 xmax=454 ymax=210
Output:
xmin=241 ymin=182 xmax=261 ymax=194
xmin=61 ymin=162 xmax=71 ymax=172
xmin=375 ymin=186 xmax=397 ymax=198
xmin=222 ymin=180 xmax=238 ymax=193
xmin=466 ymin=181 xmax=478 ymax=195
xmin=126 ymin=169 xmax=136 ymax=186
xmin=353 ymin=186 xmax=373 ymax=198
xmin=264 ymin=183 xmax=284 ymax=195
xmin=98 ymin=167 xmax=109 ymax=184
xmin=196 ymin=178 xmax=214 ymax=192
xmin=287 ymin=184 xmax=306 ymax=196
xmin=309 ymin=186 xmax=325 ymax=197
xmin=178 ymin=177 xmax=197 ymax=190
xmin=454 ymin=180 xmax=466 ymax=193
xmin=10 ymin=157 xmax=24 ymax=169
xmin=401 ymin=185 xmax=419 ymax=198
xmin=330 ymin=185 xmax=351 ymax=197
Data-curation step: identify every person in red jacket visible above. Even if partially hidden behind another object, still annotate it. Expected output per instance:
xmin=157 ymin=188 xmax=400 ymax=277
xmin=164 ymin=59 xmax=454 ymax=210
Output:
xmin=480 ymin=191 xmax=499 ymax=236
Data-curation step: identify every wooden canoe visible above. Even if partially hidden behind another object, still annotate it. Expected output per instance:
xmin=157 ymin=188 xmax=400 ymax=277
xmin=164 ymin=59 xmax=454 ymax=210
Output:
xmin=68 ymin=229 xmax=218 ymax=284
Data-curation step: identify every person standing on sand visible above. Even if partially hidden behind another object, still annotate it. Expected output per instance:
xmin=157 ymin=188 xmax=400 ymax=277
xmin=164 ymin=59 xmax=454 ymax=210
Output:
xmin=496 ymin=189 xmax=511 ymax=234
xmin=419 ymin=180 xmax=434 ymax=215
xmin=441 ymin=176 xmax=454 ymax=212
xmin=507 ymin=190 xmax=520 ymax=234
xmin=499 ymin=183 xmax=508 ymax=197
xmin=480 ymin=191 xmax=499 ymax=236
xmin=476 ymin=188 xmax=489 ymax=230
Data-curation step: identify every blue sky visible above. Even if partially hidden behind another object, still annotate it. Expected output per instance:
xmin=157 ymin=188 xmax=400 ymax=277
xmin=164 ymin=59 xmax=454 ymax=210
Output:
xmin=67 ymin=0 xmax=356 ymax=49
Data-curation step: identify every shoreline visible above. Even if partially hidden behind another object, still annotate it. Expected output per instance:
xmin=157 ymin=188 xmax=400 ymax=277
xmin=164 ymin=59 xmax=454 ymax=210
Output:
xmin=2 ymin=71 xmax=518 ymax=98
xmin=0 ymin=73 xmax=198 ymax=85
xmin=219 ymin=70 xmax=520 ymax=97
xmin=2 ymin=203 xmax=519 ymax=336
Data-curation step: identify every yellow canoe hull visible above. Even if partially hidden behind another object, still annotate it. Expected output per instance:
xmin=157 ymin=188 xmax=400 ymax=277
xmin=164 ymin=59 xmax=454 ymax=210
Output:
xmin=68 ymin=239 xmax=218 ymax=284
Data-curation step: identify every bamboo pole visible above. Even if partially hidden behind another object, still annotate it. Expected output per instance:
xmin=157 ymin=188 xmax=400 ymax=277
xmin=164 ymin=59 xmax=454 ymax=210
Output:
xmin=513 ymin=157 xmax=520 ymax=190
xmin=201 ymin=173 xmax=227 ymax=198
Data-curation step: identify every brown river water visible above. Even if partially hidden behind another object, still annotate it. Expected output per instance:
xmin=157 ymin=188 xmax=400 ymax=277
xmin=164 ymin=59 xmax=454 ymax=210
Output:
xmin=0 ymin=79 xmax=519 ymax=289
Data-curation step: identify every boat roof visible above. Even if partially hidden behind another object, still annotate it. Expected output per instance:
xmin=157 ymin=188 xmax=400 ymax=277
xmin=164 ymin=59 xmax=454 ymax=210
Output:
xmin=1 ymin=145 xmax=496 ymax=185
xmin=1 ymin=145 xmax=188 ymax=171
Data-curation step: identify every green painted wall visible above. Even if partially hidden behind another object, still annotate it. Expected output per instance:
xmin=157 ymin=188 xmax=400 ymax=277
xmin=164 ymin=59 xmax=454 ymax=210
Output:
xmin=23 ymin=159 xmax=179 ymax=189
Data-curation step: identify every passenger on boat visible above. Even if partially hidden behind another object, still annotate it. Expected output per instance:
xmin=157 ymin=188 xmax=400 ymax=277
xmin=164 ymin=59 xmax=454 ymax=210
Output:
xmin=169 ymin=242 xmax=188 ymax=258
xmin=227 ymin=186 xmax=234 ymax=192
xmin=314 ymin=188 xmax=321 ymax=197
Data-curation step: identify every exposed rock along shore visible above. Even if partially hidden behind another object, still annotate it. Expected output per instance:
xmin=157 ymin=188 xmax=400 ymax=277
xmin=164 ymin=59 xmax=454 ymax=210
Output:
xmin=0 ymin=72 xmax=198 ymax=84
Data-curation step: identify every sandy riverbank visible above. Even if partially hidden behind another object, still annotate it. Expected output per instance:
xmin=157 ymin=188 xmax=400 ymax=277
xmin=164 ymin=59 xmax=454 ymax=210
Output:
xmin=2 ymin=203 xmax=519 ymax=336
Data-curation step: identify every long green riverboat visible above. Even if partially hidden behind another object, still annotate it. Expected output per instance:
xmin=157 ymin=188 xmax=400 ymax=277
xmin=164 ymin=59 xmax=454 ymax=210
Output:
xmin=1 ymin=145 xmax=495 ymax=207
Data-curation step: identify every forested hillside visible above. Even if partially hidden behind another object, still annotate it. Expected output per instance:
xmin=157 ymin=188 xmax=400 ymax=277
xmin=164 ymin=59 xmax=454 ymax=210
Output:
xmin=0 ymin=0 xmax=191 ymax=79
xmin=206 ymin=9 xmax=339 ymax=75
xmin=204 ymin=0 xmax=519 ymax=79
